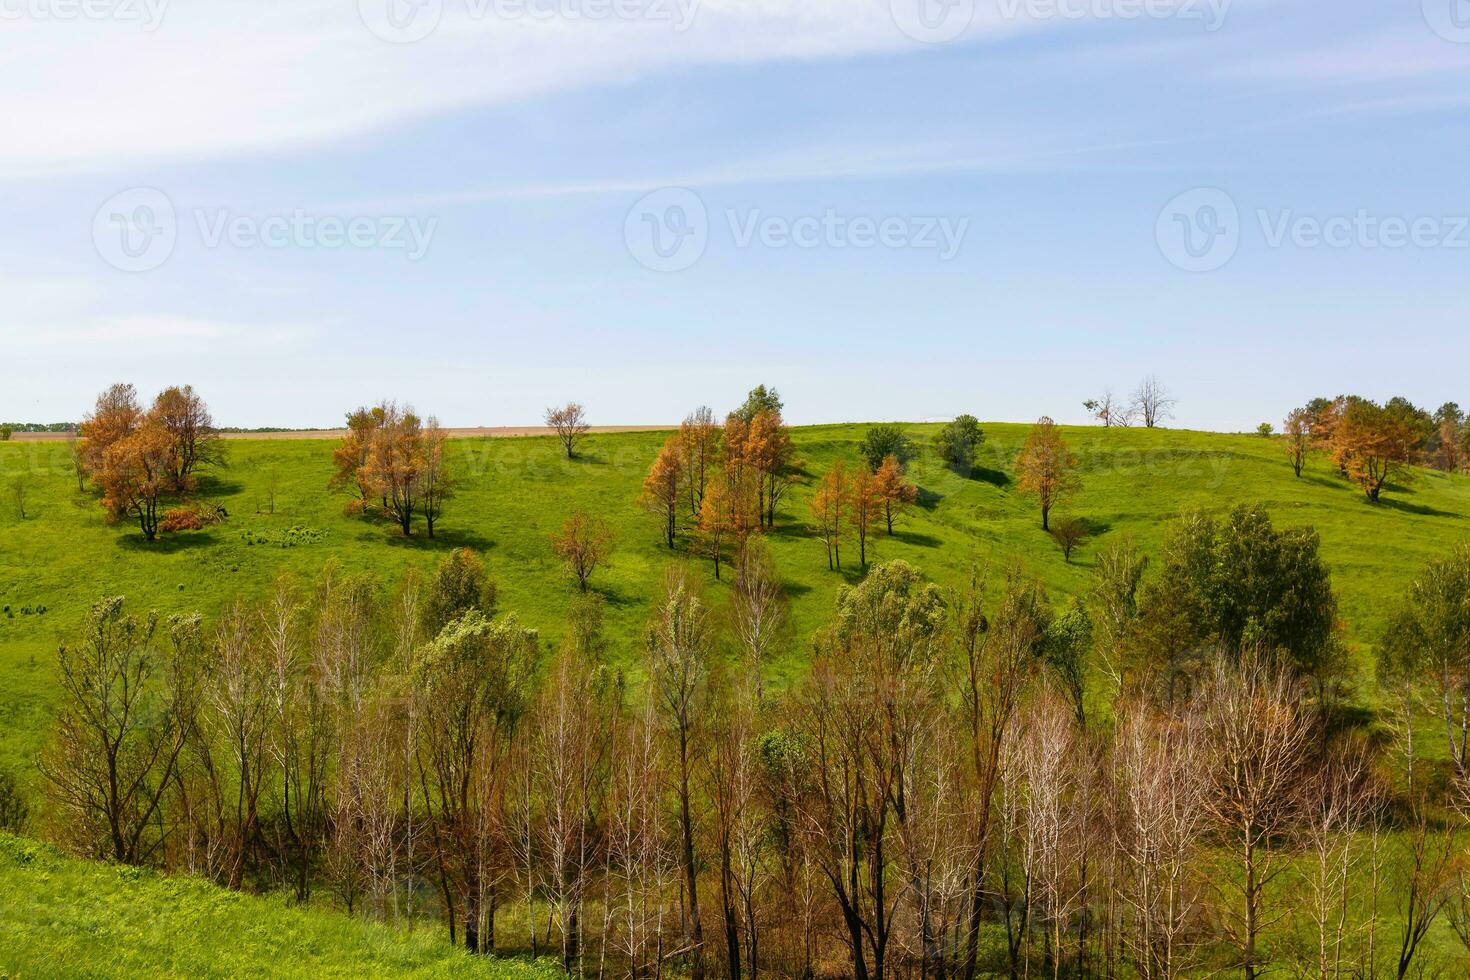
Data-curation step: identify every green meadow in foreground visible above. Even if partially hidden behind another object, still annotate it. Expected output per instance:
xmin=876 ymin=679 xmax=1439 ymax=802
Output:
xmin=0 ymin=420 xmax=1467 ymax=775
xmin=0 ymin=834 xmax=557 ymax=979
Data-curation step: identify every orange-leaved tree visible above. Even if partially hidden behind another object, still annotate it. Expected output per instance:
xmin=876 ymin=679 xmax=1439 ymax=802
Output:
xmin=848 ymin=464 xmax=884 ymax=567
xmin=1329 ymin=397 xmax=1422 ymax=502
xmin=361 ymin=405 xmax=424 ymax=535
xmin=330 ymin=402 xmax=392 ymax=511
xmin=872 ymin=454 xmax=918 ymax=535
xmin=97 ymin=417 xmax=175 ymax=541
xmin=1015 ymin=416 xmax=1079 ymax=531
xmin=809 ymin=461 xmax=849 ymax=570
xmin=642 ymin=435 xmax=685 ymax=548
xmin=551 ymin=510 xmax=613 ymax=592
xmin=680 ymin=406 xmax=720 ymax=518
xmin=745 ymin=409 xmax=797 ymax=528
xmin=151 ymin=384 xmax=222 ymax=492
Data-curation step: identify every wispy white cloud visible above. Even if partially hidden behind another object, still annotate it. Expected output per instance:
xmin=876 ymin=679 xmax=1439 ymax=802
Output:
xmin=1 ymin=0 xmax=1270 ymax=180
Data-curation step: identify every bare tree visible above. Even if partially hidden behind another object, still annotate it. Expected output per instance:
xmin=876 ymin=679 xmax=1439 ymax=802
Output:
xmin=1192 ymin=654 xmax=1314 ymax=980
xmin=648 ymin=567 xmax=713 ymax=980
xmin=1112 ymin=700 xmax=1205 ymax=980
xmin=532 ymin=597 xmax=614 ymax=973
xmin=1300 ymin=743 xmax=1375 ymax=980
xmin=1085 ymin=389 xmax=1133 ymax=427
xmin=729 ymin=539 xmax=787 ymax=703
xmin=546 ymin=402 xmax=590 ymax=459
xmin=1131 ymin=377 xmax=1177 ymax=429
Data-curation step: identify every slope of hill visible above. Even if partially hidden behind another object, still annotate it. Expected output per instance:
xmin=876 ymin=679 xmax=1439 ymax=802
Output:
xmin=0 ymin=833 xmax=556 ymax=978
xmin=1 ymin=422 xmax=1467 ymax=771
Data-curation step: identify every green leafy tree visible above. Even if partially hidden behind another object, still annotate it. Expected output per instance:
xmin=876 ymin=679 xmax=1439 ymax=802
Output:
xmin=931 ymin=414 xmax=984 ymax=474
xmin=420 ymin=548 xmax=497 ymax=637
xmin=732 ymin=385 xmax=783 ymax=424
xmin=1137 ymin=506 xmax=1343 ymax=698
xmin=859 ymin=424 xmax=915 ymax=471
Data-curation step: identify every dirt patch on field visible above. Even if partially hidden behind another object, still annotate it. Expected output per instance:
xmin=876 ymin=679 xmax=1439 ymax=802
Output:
xmin=10 ymin=425 xmax=674 ymax=443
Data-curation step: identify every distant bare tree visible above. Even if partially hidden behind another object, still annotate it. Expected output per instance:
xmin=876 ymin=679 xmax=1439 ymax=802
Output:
xmin=1131 ymin=377 xmax=1177 ymax=429
xmin=546 ymin=402 xmax=590 ymax=459
xmin=1085 ymin=389 xmax=1133 ymax=427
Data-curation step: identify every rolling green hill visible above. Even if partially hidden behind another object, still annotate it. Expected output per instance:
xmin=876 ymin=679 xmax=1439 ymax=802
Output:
xmin=1 ymin=421 xmax=1467 ymax=776
xmin=0 ymin=833 xmax=556 ymax=979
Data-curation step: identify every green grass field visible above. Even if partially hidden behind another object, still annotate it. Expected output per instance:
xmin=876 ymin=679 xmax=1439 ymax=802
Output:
xmin=1 ymin=422 xmax=1468 ymax=975
xmin=0 ymin=833 xmax=557 ymax=979
xmin=2 ymin=422 xmax=1467 ymax=775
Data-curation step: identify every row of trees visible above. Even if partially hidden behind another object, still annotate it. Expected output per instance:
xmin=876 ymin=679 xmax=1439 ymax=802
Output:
xmin=1281 ymin=396 xmax=1467 ymax=501
xmin=640 ymin=389 xmax=801 ymax=578
xmin=39 ymin=501 xmax=1455 ymax=979
xmin=645 ymin=408 xmax=1085 ymax=577
xmin=76 ymin=383 xmax=223 ymax=540
xmin=329 ymin=402 xmax=453 ymax=537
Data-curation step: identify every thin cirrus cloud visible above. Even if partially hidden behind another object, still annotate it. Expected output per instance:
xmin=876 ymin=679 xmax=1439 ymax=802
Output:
xmin=0 ymin=0 xmax=1215 ymax=180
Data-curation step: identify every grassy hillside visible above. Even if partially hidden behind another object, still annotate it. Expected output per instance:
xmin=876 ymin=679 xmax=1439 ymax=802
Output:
xmin=0 ymin=833 xmax=556 ymax=978
xmin=1 ymin=422 xmax=1467 ymax=772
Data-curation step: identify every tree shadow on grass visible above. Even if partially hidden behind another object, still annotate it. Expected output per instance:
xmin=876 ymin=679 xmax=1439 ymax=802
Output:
xmin=890 ymin=529 xmax=941 ymax=549
xmin=362 ymin=527 xmax=495 ymax=551
xmin=194 ymin=475 xmax=246 ymax=497
xmin=1375 ymin=496 xmax=1463 ymax=519
xmin=781 ymin=581 xmax=814 ymax=599
xmin=971 ymin=465 xmax=1010 ymax=488
xmin=117 ymin=531 xmax=216 ymax=553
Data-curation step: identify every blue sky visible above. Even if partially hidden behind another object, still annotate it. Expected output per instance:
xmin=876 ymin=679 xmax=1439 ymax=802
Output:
xmin=2 ymin=0 xmax=1467 ymax=430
